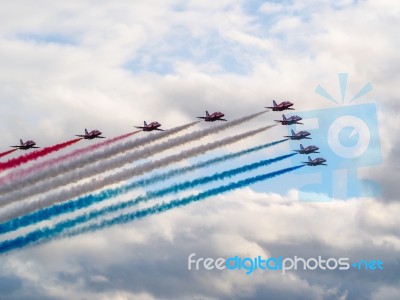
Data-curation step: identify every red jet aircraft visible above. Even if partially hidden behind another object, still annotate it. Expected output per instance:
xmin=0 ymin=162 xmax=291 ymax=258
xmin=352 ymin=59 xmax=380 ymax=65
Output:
xmin=265 ymin=100 xmax=294 ymax=111
xmin=302 ymin=156 xmax=327 ymax=166
xmin=10 ymin=139 xmax=40 ymax=150
xmin=135 ymin=121 xmax=165 ymax=131
xmin=75 ymin=129 xmax=105 ymax=139
xmin=197 ymin=111 xmax=227 ymax=122
xmin=275 ymin=114 xmax=303 ymax=125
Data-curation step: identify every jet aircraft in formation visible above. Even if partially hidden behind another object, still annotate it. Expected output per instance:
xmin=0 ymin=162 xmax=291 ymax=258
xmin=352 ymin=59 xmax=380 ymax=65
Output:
xmin=10 ymin=139 xmax=40 ymax=150
xmin=265 ymin=100 xmax=294 ymax=111
xmin=76 ymin=129 xmax=105 ymax=139
xmin=284 ymin=130 xmax=311 ymax=140
xmin=135 ymin=121 xmax=165 ymax=132
xmin=197 ymin=111 xmax=227 ymax=122
xmin=293 ymin=144 xmax=319 ymax=154
xmin=302 ymin=156 xmax=327 ymax=166
xmin=275 ymin=114 xmax=303 ymax=125
xmin=4 ymin=105 xmax=326 ymax=167
xmin=267 ymin=100 xmax=326 ymax=166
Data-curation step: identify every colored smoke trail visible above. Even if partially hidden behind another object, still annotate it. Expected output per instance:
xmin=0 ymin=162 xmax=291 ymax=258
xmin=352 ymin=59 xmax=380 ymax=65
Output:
xmin=0 ymin=122 xmax=194 ymax=194
xmin=0 ymin=149 xmax=17 ymax=159
xmin=1 ymin=112 xmax=263 ymax=195
xmin=0 ymin=125 xmax=273 ymax=221
xmin=0 ymin=145 xmax=290 ymax=234
xmin=0 ymin=138 xmax=82 ymax=172
xmin=0 ymin=122 xmax=196 ymax=200
xmin=0 ymin=165 xmax=303 ymax=254
xmin=0 ymin=131 xmax=141 ymax=188
xmin=1 ymin=112 xmax=266 ymax=206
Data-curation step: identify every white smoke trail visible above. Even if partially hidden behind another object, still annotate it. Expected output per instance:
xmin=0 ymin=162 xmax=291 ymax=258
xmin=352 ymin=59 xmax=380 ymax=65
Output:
xmin=0 ymin=131 xmax=140 ymax=188
xmin=0 ymin=125 xmax=274 ymax=222
xmin=0 ymin=112 xmax=266 ymax=206
xmin=0 ymin=122 xmax=196 ymax=195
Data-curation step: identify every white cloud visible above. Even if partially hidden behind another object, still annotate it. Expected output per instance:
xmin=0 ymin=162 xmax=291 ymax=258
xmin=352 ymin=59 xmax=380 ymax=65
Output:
xmin=0 ymin=0 xmax=399 ymax=299
xmin=259 ymin=2 xmax=285 ymax=14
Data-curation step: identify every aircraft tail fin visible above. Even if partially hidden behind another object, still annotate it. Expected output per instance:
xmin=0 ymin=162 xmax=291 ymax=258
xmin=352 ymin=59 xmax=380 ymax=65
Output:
xmin=273 ymin=100 xmax=277 ymax=106
xmin=282 ymin=114 xmax=286 ymax=121
xmin=308 ymin=156 xmax=312 ymax=162
xmin=300 ymin=144 xmax=304 ymax=150
xmin=144 ymin=121 xmax=147 ymax=127
xmin=291 ymin=129 xmax=295 ymax=135
xmin=206 ymin=111 xmax=210 ymax=117
xmin=20 ymin=139 xmax=23 ymax=145
xmin=85 ymin=129 xmax=89 ymax=135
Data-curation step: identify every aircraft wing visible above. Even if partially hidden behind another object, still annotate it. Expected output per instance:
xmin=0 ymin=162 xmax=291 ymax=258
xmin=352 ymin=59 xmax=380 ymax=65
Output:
xmin=97 ymin=136 xmax=106 ymax=138
xmin=155 ymin=129 xmax=165 ymax=131
xmin=134 ymin=126 xmax=146 ymax=129
xmin=10 ymin=146 xmax=22 ymax=148
xmin=218 ymin=118 xmax=228 ymax=121
xmin=75 ymin=135 xmax=86 ymax=138
xmin=197 ymin=117 xmax=207 ymax=119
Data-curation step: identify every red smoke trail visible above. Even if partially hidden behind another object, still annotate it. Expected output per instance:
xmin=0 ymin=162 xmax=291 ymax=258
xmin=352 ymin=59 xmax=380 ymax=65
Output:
xmin=0 ymin=149 xmax=17 ymax=159
xmin=0 ymin=131 xmax=140 ymax=182
xmin=0 ymin=138 xmax=82 ymax=172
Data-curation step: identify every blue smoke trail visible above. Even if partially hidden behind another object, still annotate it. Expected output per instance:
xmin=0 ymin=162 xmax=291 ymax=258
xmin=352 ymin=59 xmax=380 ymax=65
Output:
xmin=0 ymin=165 xmax=303 ymax=254
xmin=0 ymin=139 xmax=288 ymax=234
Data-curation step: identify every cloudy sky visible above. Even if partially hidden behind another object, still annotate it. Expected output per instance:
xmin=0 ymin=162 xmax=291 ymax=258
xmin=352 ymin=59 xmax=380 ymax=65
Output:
xmin=0 ymin=0 xmax=399 ymax=299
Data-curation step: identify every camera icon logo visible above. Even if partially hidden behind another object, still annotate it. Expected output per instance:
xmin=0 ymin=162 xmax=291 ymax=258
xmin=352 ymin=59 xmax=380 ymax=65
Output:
xmin=328 ymin=114 xmax=370 ymax=159
xmin=287 ymin=73 xmax=382 ymax=201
